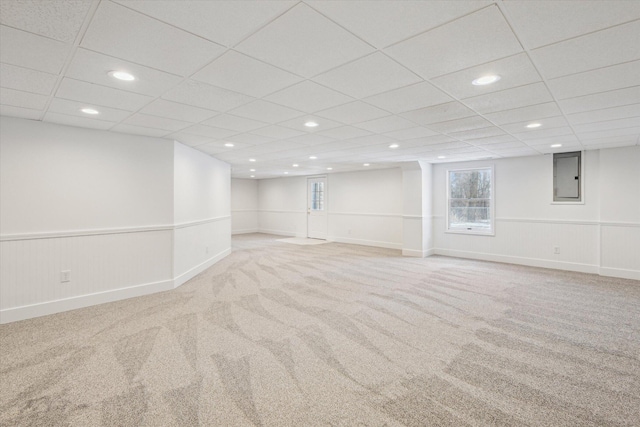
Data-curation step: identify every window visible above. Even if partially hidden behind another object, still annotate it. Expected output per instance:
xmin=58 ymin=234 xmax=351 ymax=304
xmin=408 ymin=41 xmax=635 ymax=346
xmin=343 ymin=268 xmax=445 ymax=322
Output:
xmin=446 ymin=166 xmax=494 ymax=235
xmin=553 ymin=151 xmax=582 ymax=202
xmin=311 ymin=181 xmax=325 ymax=211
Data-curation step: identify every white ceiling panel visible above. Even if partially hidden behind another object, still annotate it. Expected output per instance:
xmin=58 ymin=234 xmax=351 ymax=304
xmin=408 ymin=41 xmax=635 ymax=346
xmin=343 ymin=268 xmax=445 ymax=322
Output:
xmin=228 ymin=100 xmax=303 ymax=123
xmin=162 ymin=80 xmax=254 ymax=112
xmin=580 ymin=134 xmax=639 ymax=148
xmin=463 ymin=82 xmax=554 ymax=114
xmin=514 ymin=126 xmax=574 ymax=141
xmin=226 ymin=133 xmax=275 ymax=145
xmin=48 ymin=97 xmax=131 ymax=122
xmin=111 ymin=123 xmax=172 ymax=138
xmin=0 ymin=0 xmax=91 ymax=43
xmin=277 ymin=116 xmax=343 ymax=133
xmin=502 ymin=0 xmax=640 ymax=49
xmin=449 ymin=126 xmax=505 ymax=141
xmin=558 ymin=86 xmax=640 ymax=115
xmin=123 ymin=113 xmax=191 ymax=132
xmin=363 ymin=81 xmax=453 ymax=114
xmin=315 ymin=126 xmax=372 ymax=140
xmin=113 ymin=0 xmax=296 ymax=47
xmin=577 ymin=126 xmax=640 ymax=141
xmin=285 ymin=134 xmax=335 ymax=146
xmin=356 ymin=115 xmax=416 ymax=133
xmin=467 ymin=135 xmax=520 ymax=146
xmin=383 ymin=127 xmax=439 ymax=141
xmin=483 ymin=102 xmax=562 ymax=125
xmin=0 ymin=104 xmax=41 ymax=120
xmin=308 ymin=0 xmax=490 ymax=48
xmin=428 ymin=115 xmax=494 ymax=134
xmin=236 ymin=3 xmax=374 ymax=77
xmin=0 ymin=25 xmax=71 ymax=74
xmin=521 ymin=134 xmax=579 ymax=146
xmin=500 ymin=116 xmax=569 ymax=134
xmin=547 ymin=60 xmax=640 ymax=100
xmin=264 ymin=80 xmax=353 ymax=113
xmin=402 ymin=102 xmax=476 ymax=127
xmin=192 ymin=51 xmax=302 ymax=98
xmin=314 ymin=52 xmax=421 ymax=99
xmin=66 ymin=49 xmax=183 ymax=97
xmin=0 ymin=87 xmax=48 ymax=110
xmin=250 ymin=125 xmax=304 ymax=140
xmin=139 ymin=99 xmax=217 ymax=123
xmin=56 ymin=78 xmax=153 ymax=111
xmin=181 ymin=124 xmax=238 ymax=139
xmin=0 ymin=63 xmax=57 ymax=95
xmin=316 ymin=101 xmax=390 ymax=125
xmin=432 ymin=53 xmax=541 ymax=100
xmin=531 ymin=20 xmax=640 ymax=79
xmin=166 ymin=131 xmax=216 ymax=147
xmin=202 ymin=114 xmax=267 ymax=133
xmin=573 ymin=117 xmax=640 ymax=134
xmin=385 ymin=6 xmax=522 ymax=79
xmin=43 ymin=112 xmax=115 ymax=130
xmin=81 ymin=1 xmax=225 ymax=76
xmin=567 ymin=104 xmax=640 ymax=126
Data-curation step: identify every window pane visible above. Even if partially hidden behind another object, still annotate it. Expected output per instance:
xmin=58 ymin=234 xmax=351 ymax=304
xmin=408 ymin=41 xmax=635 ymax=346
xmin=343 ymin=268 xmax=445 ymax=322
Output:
xmin=448 ymin=168 xmax=493 ymax=233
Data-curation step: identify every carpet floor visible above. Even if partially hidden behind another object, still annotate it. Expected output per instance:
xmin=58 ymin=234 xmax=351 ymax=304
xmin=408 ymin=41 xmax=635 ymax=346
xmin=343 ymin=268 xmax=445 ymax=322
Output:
xmin=1 ymin=233 xmax=639 ymax=426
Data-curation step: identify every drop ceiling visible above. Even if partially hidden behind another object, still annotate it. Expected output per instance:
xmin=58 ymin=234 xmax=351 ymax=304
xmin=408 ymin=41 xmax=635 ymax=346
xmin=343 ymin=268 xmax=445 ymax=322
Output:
xmin=0 ymin=0 xmax=638 ymax=179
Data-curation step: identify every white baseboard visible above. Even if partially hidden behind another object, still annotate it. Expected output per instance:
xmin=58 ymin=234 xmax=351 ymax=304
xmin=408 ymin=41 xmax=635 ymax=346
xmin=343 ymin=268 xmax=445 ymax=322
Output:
xmin=402 ymin=248 xmax=435 ymax=258
xmin=231 ymin=228 xmax=259 ymax=235
xmin=328 ymin=235 xmax=402 ymax=250
xmin=433 ymin=248 xmax=600 ymax=274
xmin=0 ymin=279 xmax=174 ymax=324
xmin=599 ymin=267 xmax=640 ymax=281
xmin=258 ymin=228 xmax=299 ymax=238
xmin=174 ymin=247 xmax=231 ymax=288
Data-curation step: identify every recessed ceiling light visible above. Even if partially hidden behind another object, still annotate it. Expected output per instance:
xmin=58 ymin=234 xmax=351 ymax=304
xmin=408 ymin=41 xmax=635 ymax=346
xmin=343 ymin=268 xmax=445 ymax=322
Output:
xmin=363 ymin=163 xmax=370 ymax=166
xmin=80 ymin=108 xmax=99 ymax=115
xmin=327 ymin=167 xmax=333 ymax=170
xmin=250 ymin=169 xmax=255 ymax=172
xmin=389 ymin=144 xmax=399 ymax=149
xmin=438 ymin=155 xmax=446 ymax=159
xmin=249 ymin=158 xmax=256 ymax=162
xmin=304 ymin=121 xmax=319 ymax=128
xmin=250 ymin=175 xmax=255 ymax=178
xmin=108 ymin=71 xmax=135 ymax=81
xmin=292 ymin=164 xmax=299 ymax=167
xmin=472 ymin=75 xmax=501 ymax=86
xmin=550 ymin=144 xmax=562 ymax=148
xmin=224 ymin=143 xmax=234 ymax=147
xmin=284 ymin=171 xmax=289 ymax=174
xmin=526 ymin=123 xmax=542 ymax=128
xmin=309 ymin=156 xmax=317 ymax=160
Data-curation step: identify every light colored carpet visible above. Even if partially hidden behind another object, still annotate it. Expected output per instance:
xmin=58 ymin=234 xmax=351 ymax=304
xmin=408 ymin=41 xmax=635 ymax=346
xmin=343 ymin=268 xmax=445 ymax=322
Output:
xmin=276 ymin=237 xmax=328 ymax=245
xmin=1 ymin=233 xmax=639 ymax=426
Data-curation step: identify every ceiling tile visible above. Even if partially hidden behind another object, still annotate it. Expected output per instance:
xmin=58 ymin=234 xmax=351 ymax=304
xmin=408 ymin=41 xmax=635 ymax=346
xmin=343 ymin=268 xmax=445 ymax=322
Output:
xmin=48 ymin=97 xmax=131 ymax=122
xmin=316 ymin=101 xmax=390 ymax=125
xmin=181 ymin=124 xmax=238 ymax=139
xmin=314 ymin=52 xmax=421 ymax=99
xmin=166 ymin=131 xmax=216 ymax=147
xmin=202 ymin=114 xmax=268 ymax=132
xmin=463 ymin=82 xmax=553 ymax=114
xmin=401 ymin=101 xmax=475 ymax=126
xmin=81 ymin=1 xmax=225 ymax=76
xmin=123 ymin=113 xmax=191 ymax=132
xmin=500 ymin=116 xmax=569 ymax=134
xmin=547 ymin=60 xmax=640 ymax=100
xmin=0 ymin=25 xmax=70 ymax=74
xmin=113 ymin=0 xmax=296 ymax=47
xmin=524 ymin=133 xmax=580 ymax=147
xmin=567 ymin=104 xmax=640 ymax=125
xmin=577 ymin=126 xmax=640 ymax=141
xmin=250 ymin=125 xmax=304 ymax=139
xmin=0 ymin=104 xmax=41 ymax=120
xmin=0 ymin=87 xmax=48 ymax=110
xmin=580 ymin=134 xmax=639 ymax=148
xmin=111 ymin=123 xmax=171 ymax=138
xmin=385 ymin=5 xmax=522 ymax=79
xmin=56 ymin=78 xmax=153 ymax=111
xmin=139 ymin=99 xmax=217 ymax=123
xmin=573 ymin=116 xmax=640 ymax=134
xmin=277 ymin=116 xmax=343 ymax=133
xmin=0 ymin=63 xmax=57 ymax=95
xmin=502 ymin=0 xmax=640 ymax=49
xmin=558 ymin=86 xmax=640 ymax=114
xmin=363 ymin=81 xmax=453 ymax=114
xmin=307 ymin=0 xmax=490 ymax=48
xmin=192 ymin=50 xmax=302 ymax=98
xmin=449 ymin=126 xmax=505 ymax=141
xmin=531 ymin=20 xmax=640 ymax=79
xmin=285 ymin=134 xmax=335 ymax=146
xmin=162 ymin=80 xmax=254 ymax=112
xmin=235 ymin=3 xmax=374 ymax=77
xmin=383 ymin=127 xmax=439 ymax=141
xmin=66 ymin=48 xmax=183 ymax=97
xmin=0 ymin=0 xmax=91 ymax=43
xmin=466 ymin=134 xmax=519 ymax=146
xmin=228 ymin=99 xmax=303 ymax=123
xmin=264 ymin=80 xmax=353 ymax=113
xmin=226 ymin=133 xmax=275 ymax=145
xmin=355 ymin=115 xmax=416 ymax=133
xmin=43 ymin=112 xmax=116 ymax=130
xmin=315 ymin=126 xmax=372 ymax=140
xmin=427 ymin=115 xmax=493 ymax=134
xmin=483 ymin=102 xmax=562 ymax=125
xmin=402 ymin=135 xmax=457 ymax=147
xmin=431 ymin=53 xmax=541 ymax=99
xmin=514 ymin=126 xmax=574 ymax=141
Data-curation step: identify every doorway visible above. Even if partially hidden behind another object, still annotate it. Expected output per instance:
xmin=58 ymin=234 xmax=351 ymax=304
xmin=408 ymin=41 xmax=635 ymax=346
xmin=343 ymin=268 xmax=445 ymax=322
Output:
xmin=307 ymin=176 xmax=327 ymax=240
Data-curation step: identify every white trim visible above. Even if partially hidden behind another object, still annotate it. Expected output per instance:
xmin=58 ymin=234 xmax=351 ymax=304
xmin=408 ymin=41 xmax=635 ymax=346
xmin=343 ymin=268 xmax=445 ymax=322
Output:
xmin=402 ymin=248 xmax=435 ymax=257
xmin=232 ymin=228 xmax=260 ymax=235
xmin=598 ymin=267 xmax=640 ymax=281
xmin=330 ymin=211 xmax=403 ymax=219
xmin=436 ymin=216 xmax=639 ymax=228
xmin=1 ymin=216 xmax=232 ymax=241
xmin=445 ymin=164 xmax=495 ymax=236
xmin=174 ymin=248 xmax=231 ymax=288
xmin=258 ymin=209 xmax=307 ymax=214
xmin=258 ymin=228 xmax=300 ymax=238
xmin=327 ymin=235 xmax=401 ymax=250
xmin=231 ymin=209 xmax=258 ymax=213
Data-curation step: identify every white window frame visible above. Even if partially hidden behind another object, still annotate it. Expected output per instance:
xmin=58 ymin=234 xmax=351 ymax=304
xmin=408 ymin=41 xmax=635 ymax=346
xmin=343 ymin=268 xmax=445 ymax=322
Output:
xmin=551 ymin=151 xmax=585 ymax=205
xmin=446 ymin=165 xmax=495 ymax=236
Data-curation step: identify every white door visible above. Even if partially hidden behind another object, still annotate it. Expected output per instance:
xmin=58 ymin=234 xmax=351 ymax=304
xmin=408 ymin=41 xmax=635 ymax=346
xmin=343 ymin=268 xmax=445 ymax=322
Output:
xmin=307 ymin=177 xmax=327 ymax=240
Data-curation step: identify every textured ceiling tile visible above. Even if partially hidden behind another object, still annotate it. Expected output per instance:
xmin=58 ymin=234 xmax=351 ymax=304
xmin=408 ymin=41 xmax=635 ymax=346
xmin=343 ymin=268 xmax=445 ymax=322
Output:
xmin=228 ymin=99 xmax=304 ymax=123
xmin=0 ymin=87 xmax=48 ymax=110
xmin=265 ymin=80 xmax=353 ymax=113
xmin=363 ymin=81 xmax=453 ymax=114
xmin=573 ymin=116 xmax=640 ymax=134
xmin=48 ymin=97 xmax=131 ymax=122
xmin=567 ymin=104 xmax=640 ymax=126
xmin=0 ymin=63 xmax=57 ymax=95
xmin=0 ymin=104 xmax=42 ymax=120
xmin=0 ymin=25 xmax=70 ymax=74
xmin=547 ymin=60 xmax=640 ymax=100
xmin=202 ymin=114 xmax=268 ymax=133
xmin=56 ymin=78 xmax=153 ymax=111
xmin=43 ymin=111 xmax=116 ymax=130
xmin=483 ymin=102 xmax=562 ymax=125
xmin=355 ymin=115 xmax=416 ymax=133
xmin=383 ymin=127 xmax=439 ymax=141
xmin=138 ymin=99 xmax=217 ymax=123
xmin=558 ymin=86 xmax=640 ymax=114
xmin=315 ymin=126 xmax=373 ymax=140
xmin=250 ymin=125 xmax=304 ymax=140
xmin=401 ymin=102 xmax=476 ymax=126
xmin=111 ymin=123 xmax=172 ymax=138
xmin=427 ymin=115 xmax=493 ymax=134
xmin=180 ymin=124 xmax=238 ymax=139
xmin=463 ymin=82 xmax=553 ymax=114
xmin=162 ymin=80 xmax=254 ymax=112
xmin=123 ymin=113 xmax=192 ymax=132
xmin=316 ymin=101 xmax=390 ymax=125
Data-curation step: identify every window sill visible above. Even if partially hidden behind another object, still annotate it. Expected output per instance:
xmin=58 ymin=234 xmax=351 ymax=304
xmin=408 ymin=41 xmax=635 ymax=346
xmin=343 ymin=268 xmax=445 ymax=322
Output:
xmin=445 ymin=229 xmax=495 ymax=237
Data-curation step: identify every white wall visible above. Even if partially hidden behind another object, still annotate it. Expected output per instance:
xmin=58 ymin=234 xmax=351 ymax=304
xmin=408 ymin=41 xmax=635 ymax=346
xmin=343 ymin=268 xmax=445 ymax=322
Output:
xmin=231 ymin=178 xmax=258 ymax=234
xmin=258 ymin=176 xmax=308 ymax=237
xmin=0 ymin=117 xmax=231 ymax=323
xmin=432 ymin=146 xmax=639 ymax=280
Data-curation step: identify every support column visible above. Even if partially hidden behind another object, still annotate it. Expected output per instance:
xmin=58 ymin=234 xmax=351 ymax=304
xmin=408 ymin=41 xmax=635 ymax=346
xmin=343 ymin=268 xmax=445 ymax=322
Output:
xmin=401 ymin=161 xmax=433 ymax=257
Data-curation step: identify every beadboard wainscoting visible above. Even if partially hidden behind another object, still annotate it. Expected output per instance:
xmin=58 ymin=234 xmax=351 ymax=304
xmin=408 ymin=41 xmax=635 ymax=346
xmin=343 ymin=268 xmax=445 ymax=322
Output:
xmin=600 ymin=222 xmax=640 ymax=280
